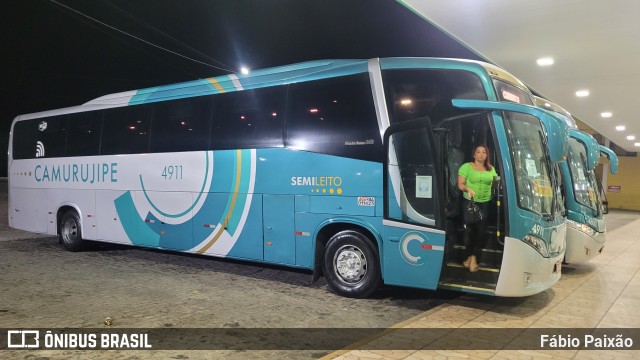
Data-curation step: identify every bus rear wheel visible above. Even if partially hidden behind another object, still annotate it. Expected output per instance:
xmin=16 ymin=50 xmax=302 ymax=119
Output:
xmin=323 ymin=230 xmax=381 ymax=298
xmin=59 ymin=210 xmax=85 ymax=252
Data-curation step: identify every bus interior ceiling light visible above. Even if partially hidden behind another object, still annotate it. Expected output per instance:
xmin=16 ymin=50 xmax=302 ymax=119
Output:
xmin=400 ymin=98 xmax=413 ymax=106
xmin=536 ymin=57 xmax=554 ymax=66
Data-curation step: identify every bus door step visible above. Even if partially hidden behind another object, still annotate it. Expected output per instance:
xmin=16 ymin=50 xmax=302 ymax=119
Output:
xmin=441 ymin=262 xmax=499 ymax=292
xmin=438 ymin=281 xmax=496 ymax=295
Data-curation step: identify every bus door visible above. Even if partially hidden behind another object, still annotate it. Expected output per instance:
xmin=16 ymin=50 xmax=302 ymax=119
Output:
xmin=382 ymin=119 xmax=446 ymax=290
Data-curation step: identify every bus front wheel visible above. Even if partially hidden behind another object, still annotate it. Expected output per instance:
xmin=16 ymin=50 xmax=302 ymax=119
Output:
xmin=323 ymin=230 xmax=381 ymax=298
xmin=59 ymin=210 xmax=85 ymax=252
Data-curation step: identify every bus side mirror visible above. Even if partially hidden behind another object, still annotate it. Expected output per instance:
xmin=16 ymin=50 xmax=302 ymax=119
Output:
xmin=602 ymin=201 xmax=609 ymax=214
xmin=599 ymin=145 xmax=619 ymax=175
xmin=569 ymin=129 xmax=600 ymax=171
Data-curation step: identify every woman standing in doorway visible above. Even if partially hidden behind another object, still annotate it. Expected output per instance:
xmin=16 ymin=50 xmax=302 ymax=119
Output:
xmin=457 ymin=144 xmax=497 ymax=272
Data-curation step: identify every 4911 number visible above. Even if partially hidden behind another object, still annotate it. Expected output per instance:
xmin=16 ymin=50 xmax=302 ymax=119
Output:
xmin=162 ymin=165 xmax=183 ymax=180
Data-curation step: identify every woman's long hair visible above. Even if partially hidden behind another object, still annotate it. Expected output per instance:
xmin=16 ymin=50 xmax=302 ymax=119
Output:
xmin=472 ymin=144 xmax=493 ymax=171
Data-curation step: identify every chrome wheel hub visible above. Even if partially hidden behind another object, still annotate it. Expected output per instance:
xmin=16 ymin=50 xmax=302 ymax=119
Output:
xmin=334 ymin=245 xmax=367 ymax=283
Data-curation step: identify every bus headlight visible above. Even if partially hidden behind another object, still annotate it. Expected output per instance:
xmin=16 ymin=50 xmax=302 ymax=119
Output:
xmin=523 ymin=234 xmax=549 ymax=257
xmin=567 ymin=220 xmax=597 ymax=237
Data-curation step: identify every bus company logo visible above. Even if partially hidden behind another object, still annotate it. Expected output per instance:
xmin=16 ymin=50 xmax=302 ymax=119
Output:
xmin=399 ymin=232 xmax=428 ymax=266
xmin=35 ymin=141 xmax=45 ymax=158
xmin=34 ymin=163 xmax=118 ymax=183
xmin=38 ymin=121 xmax=48 ymax=131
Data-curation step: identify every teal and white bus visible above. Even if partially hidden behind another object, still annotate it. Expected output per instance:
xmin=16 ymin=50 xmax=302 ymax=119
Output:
xmin=535 ymin=97 xmax=618 ymax=263
xmin=8 ymin=58 xmax=569 ymax=297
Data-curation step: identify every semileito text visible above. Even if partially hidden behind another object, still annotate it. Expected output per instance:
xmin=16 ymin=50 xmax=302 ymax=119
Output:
xmin=291 ymin=176 xmax=342 ymax=187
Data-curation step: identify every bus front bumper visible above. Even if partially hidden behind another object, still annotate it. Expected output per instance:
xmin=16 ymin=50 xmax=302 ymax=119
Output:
xmin=564 ymin=228 xmax=605 ymax=264
xmin=494 ymin=236 xmax=563 ymax=297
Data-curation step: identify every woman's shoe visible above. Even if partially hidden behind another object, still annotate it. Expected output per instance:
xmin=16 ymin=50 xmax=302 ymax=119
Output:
xmin=469 ymin=256 xmax=479 ymax=272
xmin=462 ymin=257 xmax=471 ymax=269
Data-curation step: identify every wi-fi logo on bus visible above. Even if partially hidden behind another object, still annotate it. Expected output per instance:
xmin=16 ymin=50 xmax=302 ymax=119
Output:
xmin=35 ymin=141 xmax=45 ymax=158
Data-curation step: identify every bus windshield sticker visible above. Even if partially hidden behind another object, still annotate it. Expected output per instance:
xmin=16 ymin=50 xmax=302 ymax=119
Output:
xmin=525 ymin=159 xmax=538 ymax=176
xmin=416 ymin=176 xmax=433 ymax=198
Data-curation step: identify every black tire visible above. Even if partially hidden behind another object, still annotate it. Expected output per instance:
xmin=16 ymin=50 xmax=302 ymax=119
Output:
xmin=323 ymin=230 xmax=381 ymax=298
xmin=59 ymin=210 xmax=85 ymax=252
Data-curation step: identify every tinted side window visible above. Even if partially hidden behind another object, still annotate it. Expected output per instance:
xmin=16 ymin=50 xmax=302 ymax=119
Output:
xmin=101 ymin=105 xmax=152 ymax=155
xmin=150 ymin=96 xmax=212 ymax=153
xmin=12 ymin=119 xmax=39 ymax=159
xmin=211 ymin=87 xmax=286 ymax=149
xmin=382 ymin=69 xmax=486 ymax=125
xmin=12 ymin=116 xmax=67 ymax=159
xmin=66 ymin=111 xmax=102 ymax=157
xmin=286 ymin=74 xmax=382 ymax=162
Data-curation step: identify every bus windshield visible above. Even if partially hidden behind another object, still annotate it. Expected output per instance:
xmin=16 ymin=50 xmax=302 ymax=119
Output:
xmin=567 ymin=138 xmax=601 ymax=213
xmin=504 ymin=112 xmax=555 ymax=216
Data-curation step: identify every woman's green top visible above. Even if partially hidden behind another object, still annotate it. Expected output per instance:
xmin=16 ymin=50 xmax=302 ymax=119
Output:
xmin=458 ymin=162 xmax=498 ymax=203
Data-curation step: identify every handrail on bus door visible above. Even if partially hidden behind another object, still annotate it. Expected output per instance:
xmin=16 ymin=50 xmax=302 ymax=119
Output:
xmin=494 ymin=176 xmax=504 ymax=246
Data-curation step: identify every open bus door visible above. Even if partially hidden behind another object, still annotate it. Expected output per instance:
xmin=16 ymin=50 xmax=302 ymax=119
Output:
xmin=440 ymin=99 xmax=569 ymax=295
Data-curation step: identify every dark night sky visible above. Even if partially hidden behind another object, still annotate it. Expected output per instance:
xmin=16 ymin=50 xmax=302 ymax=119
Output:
xmin=1 ymin=0 xmax=484 ymax=175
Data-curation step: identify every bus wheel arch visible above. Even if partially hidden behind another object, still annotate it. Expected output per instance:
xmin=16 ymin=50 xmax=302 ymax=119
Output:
xmin=316 ymin=223 xmax=382 ymax=298
xmin=57 ymin=206 xmax=85 ymax=252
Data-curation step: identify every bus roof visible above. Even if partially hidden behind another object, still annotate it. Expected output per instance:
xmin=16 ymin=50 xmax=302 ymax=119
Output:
xmin=14 ymin=57 xmax=524 ymax=122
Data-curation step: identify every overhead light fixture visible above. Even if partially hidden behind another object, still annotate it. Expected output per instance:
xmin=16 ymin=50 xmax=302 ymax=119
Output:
xmin=616 ymin=125 xmax=626 ymax=131
xmin=635 ymin=142 xmax=640 ymax=147
xmin=627 ymin=135 xmax=636 ymax=140
xmin=537 ymin=57 xmax=554 ymax=66
xmin=240 ymin=66 xmax=250 ymax=75
xmin=575 ymin=90 xmax=590 ymax=97
xmin=601 ymin=112 xmax=612 ymax=118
